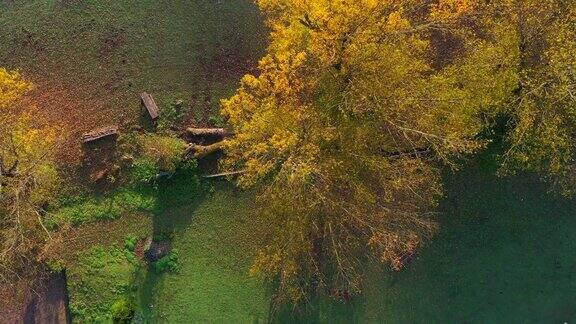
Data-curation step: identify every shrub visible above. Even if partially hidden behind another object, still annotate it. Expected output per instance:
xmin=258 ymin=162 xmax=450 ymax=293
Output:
xmin=124 ymin=235 xmax=138 ymax=252
xmin=137 ymin=134 xmax=187 ymax=173
xmin=130 ymin=158 xmax=158 ymax=184
xmin=154 ymin=250 xmax=180 ymax=274
xmin=111 ymin=297 xmax=136 ymax=323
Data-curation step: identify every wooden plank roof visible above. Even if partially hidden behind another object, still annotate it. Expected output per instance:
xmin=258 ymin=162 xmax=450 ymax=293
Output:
xmin=81 ymin=125 xmax=119 ymax=143
xmin=140 ymin=92 xmax=159 ymax=120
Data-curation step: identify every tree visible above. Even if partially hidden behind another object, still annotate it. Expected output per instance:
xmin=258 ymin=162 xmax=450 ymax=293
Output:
xmin=499 ymin=1 xmax=576 ymax=193
xmin=0 ymin=68 xmax=59 ymax=282
xmin=221 ymin=0 xmax=518 ymax=305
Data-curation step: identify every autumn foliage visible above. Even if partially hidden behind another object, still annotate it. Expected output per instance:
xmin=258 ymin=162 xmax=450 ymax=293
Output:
xmin=222 ymin=0 xmax=575 ymax=304
xmin=0 ymin=68 xmax=59 ymax=281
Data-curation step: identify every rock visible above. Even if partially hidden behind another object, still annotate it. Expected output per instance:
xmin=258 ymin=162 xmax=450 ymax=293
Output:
xmin=144 ymin=240 xmax=172 ymax=262
xmin=90 ymin=169 xmax=108 ymax=182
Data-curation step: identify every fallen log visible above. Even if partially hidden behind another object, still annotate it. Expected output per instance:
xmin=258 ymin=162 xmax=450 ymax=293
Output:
xmin=186 ymin=128 xmax=231 ymax=138
xmin=184 ymin=142 xmax=223 ymax=159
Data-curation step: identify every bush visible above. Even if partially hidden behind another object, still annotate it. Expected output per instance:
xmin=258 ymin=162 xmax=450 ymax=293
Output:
xmin=124 ymin=235 xmax=138 ymax=252
xmin=130 ymin=158 xmax=158 ymax=184
xmin=111 ymin=297 xmax=136 ymax=323
xmin=67 ymin=245 xmax=140 ymax=322
xmin=154 ymin=250 xmax=180 ymax=274
xmin=137 ymin=134 xmax=187 ymax=173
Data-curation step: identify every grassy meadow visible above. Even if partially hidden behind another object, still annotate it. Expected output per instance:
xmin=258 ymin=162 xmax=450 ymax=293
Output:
xmin=1 ymin=1 xmax=576 ymax=323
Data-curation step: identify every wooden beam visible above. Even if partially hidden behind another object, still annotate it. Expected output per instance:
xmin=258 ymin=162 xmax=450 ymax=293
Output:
xmin=201 ymin=170 xmax=246 ymax=178
xmin=81 ymin=126 xmax=119 ymax=143
xmin=140 ymin=92 xmax=159 ymax=120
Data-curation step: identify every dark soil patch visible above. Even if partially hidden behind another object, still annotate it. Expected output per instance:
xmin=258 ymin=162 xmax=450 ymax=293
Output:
xmin=99 ymin=27 xmax=127 ymax=60
xmin=134 ymin=237 xmax=150 ymax=261
xmin=0 ymin=271 xmax=70 ymax=324
xmin=22 ymin=271 xmax=70 ymax=324
xmin=145 ymin=240 xmax=172 ymax=262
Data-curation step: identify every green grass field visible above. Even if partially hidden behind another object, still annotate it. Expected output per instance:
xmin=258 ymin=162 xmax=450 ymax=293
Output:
xmin=136 ymin=181 xmax=269 ymax=323
xmin=2 ymin=1 xmax=576 ymax=323
xmin=328 ymin=152 xmax=576 ymax=323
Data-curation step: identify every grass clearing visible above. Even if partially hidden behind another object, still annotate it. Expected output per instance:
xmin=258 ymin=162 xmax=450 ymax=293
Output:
xmin=136 ymin=181 xmax=270 ymax=323
xmin=49 ymin=175 xmax=269 ymax=322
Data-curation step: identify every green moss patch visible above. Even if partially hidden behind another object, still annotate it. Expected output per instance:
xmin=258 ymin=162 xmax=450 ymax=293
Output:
xmin=67 ymin=245 xmax=141 ymax=322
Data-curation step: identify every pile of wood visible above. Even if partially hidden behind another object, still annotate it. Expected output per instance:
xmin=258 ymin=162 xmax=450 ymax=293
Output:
xmin=80 ymin=92 xmax=238 ymax=178
xmin=184 ymin=127 xmax=246 ymax=178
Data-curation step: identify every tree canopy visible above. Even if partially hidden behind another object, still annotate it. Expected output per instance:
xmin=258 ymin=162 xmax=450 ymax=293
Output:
xmin=500 ymin=1 xmax=576 ymax=193
xmin=221 ymin=0 xmax=575 ymax=304
xmin=0 ymin=68 xmax=59 ymax=282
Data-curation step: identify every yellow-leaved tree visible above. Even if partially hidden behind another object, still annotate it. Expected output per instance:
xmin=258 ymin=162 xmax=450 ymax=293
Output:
xmin=221 ymin=0 xmax=521 ymax=305
xmin=499 ymin=1 xmax=576 ymax=193
xmin=0 ymin=68 xmax=59 ymax=282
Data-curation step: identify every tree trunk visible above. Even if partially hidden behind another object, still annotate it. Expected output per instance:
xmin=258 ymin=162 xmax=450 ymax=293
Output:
xmin=185 ymin=142 xmax=224 ymax=159
xmin=186 ymin=128 xmax=231 ymax=138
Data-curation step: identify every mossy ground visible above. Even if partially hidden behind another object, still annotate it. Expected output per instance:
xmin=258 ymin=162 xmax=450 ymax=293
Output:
xmin=66 ymin=244 xmax=141 ymax=322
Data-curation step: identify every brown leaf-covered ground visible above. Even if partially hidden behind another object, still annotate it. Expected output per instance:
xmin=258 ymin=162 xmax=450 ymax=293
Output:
xmin=0 ymin=0 xmax=266 ymax=170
